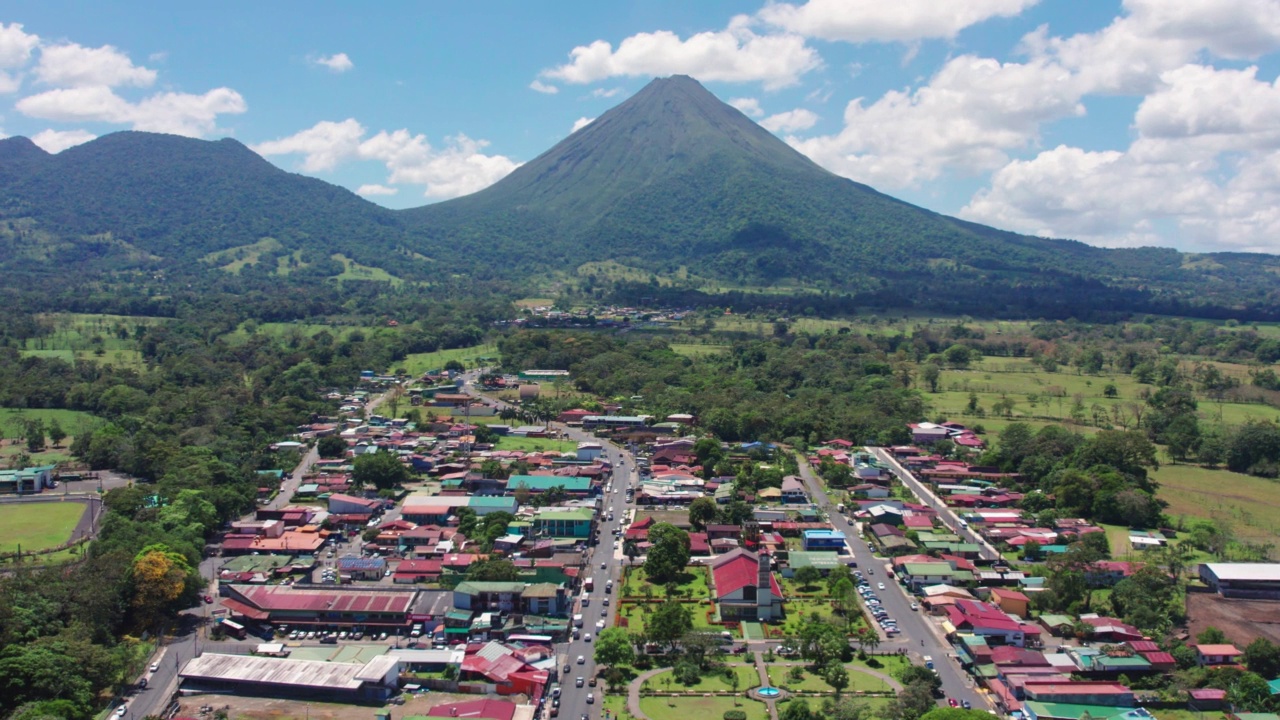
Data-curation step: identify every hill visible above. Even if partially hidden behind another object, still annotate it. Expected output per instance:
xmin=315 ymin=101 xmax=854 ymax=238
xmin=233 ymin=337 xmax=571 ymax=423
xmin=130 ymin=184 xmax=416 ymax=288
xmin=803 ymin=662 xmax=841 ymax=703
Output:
xmin=3 ymin=77 xmax=1280 ymax=318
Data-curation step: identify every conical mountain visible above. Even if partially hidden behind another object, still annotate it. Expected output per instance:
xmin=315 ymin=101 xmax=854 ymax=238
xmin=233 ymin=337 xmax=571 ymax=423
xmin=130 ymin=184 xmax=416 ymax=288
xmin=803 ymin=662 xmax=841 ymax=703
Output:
xmin=406 ymin=75 xmax=1125 ymax=291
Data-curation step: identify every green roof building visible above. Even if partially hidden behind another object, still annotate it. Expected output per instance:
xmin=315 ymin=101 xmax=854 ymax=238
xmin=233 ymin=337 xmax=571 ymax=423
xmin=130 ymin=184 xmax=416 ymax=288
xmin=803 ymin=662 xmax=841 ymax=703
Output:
xmin=532 ymin=508 xmax=596 ymax=538
xmin=506 ymin=475 xmax=593 ymax=494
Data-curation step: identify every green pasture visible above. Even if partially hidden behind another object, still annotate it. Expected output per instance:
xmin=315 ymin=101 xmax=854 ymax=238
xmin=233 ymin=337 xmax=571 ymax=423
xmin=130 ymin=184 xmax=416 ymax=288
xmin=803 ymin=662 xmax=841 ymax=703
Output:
xmin=0 ymin=502 xmax=87 ymax=555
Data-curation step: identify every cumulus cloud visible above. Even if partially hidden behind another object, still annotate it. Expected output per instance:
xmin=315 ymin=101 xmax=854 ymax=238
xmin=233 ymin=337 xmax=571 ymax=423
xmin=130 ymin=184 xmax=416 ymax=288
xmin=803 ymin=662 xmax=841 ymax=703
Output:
xmin=541 ymin=22 xmax=821 ymax=90
xmin=529 ymin=79 xmax=559 ymax=94
xmin=29 ymin=128 xmax=96 ymax=153
xmin=36 ymin=43 xmax=156 ymax=88
xmin=17 ymin=85 xmax=246 ymax=137
xmin=789 ymin=55 xmax=1083 ymax=188
xmin=761 ymin=108 xmax=818 ymax=132
xmin=253 ymin=119 xmax=520 ymax=199
xmin=356 ymin=184 xmax=398 ymax=197
xmin=962 ymin=62 xmax=1280 ymax=252
xmin=591 ymin=87 xmax=622 ymax=98
xmin=729 ymin=97 xmax=764 ymax=117
xmin=0 ymin=23 xmax=40 ymax=93
xmin=758 ymin=0 xmax=1039 ymax=43
xmin=313 ymin=53 xmax=353 ymax=73
xmin=571 ymin=117 xmax=595 ymax=133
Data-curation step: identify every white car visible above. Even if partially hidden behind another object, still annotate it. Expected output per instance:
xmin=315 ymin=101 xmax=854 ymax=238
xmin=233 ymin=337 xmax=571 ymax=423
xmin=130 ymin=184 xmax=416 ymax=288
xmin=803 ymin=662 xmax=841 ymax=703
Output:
xmin=115 ymin=707 xmax=127 ymax=717
xmin=584 ymin=633 xmax=592 ymax=642
xmin=910 ymin=603 xmax=919 ymax=611
xmin=878 ymin=582 xmax=886 ymax=590
xmin=577 ymin=655 xmax=586 ymax=664
xmin=149 ymin=662 xmax=159 ymax=672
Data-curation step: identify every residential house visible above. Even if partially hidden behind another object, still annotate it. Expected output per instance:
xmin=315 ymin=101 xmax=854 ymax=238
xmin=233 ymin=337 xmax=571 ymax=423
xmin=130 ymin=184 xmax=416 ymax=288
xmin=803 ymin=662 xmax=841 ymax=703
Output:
xmin=337 ymin=556 xmax=387 ymax=581
xmin=802 ymin=529 xmax=847 ymax=551
xmin=328 ymin=493 xmax=382 ymax=516
xmin=946 ymin=599 xmax=1035 ymax=647
xmin=989 ymin=588 xmax=1031 ymax=618
xmin=1194 ymin=644 xmax=1244 ymax=667
xmin=780 ymin=476 xmax=808 ymax=504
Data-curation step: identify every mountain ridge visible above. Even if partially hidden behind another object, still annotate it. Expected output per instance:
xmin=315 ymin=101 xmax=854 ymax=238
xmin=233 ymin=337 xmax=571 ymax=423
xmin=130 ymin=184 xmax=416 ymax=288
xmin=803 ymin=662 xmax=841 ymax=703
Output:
xmin=2 ymin=75 xmax=1280 ymax=317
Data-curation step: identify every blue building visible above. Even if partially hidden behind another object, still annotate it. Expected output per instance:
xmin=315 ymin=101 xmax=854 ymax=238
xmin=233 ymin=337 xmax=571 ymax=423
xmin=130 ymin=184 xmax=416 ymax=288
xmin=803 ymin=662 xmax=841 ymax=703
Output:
xmin=802 ymin=529 xmax=847 ymax=551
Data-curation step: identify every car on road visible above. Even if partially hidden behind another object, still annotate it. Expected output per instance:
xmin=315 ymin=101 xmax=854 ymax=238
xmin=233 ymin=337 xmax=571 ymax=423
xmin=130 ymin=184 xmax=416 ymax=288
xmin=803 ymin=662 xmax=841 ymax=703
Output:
xmin=584 ymin=633 xmax=592 ymax=642
xmin=910 ymin=603 xmax=919 ymax=611
xmin=586 ymin=694 xmax=594 ymax=704
xmin=589 ymin=676 xmax=597 ymax=687
xmin=203 ymin=595 xmax=214 ymax=604
xmin=116 ymin=706 xmax=127 ymax=717
xmin=577 ymin=655 xmax=586 ymax=664
xmin=575 ymin=677 xmax=584 ymax=687
xmin=962 ymin=701 xmax=972 ymax=710
xmin=601 ymin=561 xmax=607 ymax=569
xmin=948 ymin=699 xmax=958 ymax=708
xmin=877 ymin=582 xmax=886 ymax=590
xmin=564 ymin=663 xmax=571 ymax=673
xmin=149 ymin=662 xmax=159 ymax=672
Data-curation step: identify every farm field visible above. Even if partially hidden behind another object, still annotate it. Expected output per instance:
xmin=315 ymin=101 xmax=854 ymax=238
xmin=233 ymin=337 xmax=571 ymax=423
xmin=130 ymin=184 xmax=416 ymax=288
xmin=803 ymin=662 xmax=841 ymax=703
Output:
xmin=670 ymin=342 xmax=729 ymax=357
xmin=395 ymin=344 xmax=499 ymax=376
xmin=493 ymin=435 xmax=576 ymax=453
xmin=1154 ymin=464 xmax=1280 ymax=552
xmin=0 ymin=502 xmax=87 ymax=555
xmin=331 ymin=253 xmax=403 ymax=284
xmin=0 ymin=408 xmax=99 ymax=439
xmin=19 ymin=313 xmax=165 ymax=370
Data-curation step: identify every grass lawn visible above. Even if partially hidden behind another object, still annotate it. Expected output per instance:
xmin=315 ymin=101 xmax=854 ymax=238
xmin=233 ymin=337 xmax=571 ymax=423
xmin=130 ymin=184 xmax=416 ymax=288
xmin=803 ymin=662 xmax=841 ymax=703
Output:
xmin=640 ymin=695 xmax=769 ymax=720
xmin=642 ymin=664 xmax=760 ymax=693
xmin=604 ymin=695 xmax=636 ymax=720
xmin=851 ymin=654 xmax=912 ymax=676
xmin=622 ymin=566 xmax=712 ymax=600
xmin=774 ymin=665 xmax=893 ymax=694
xmin=494 ymin=435 xmax=577 ymax=453
xmin=1154 ymin=463 xmax=1280 ymax=554
xmin=394 ymin=343 xmax=500 ymax=375
xmin=0 ymin=502 xmax=87 ymax=554
xmin=780 ymin=598 xmax=841 ymax=635
xmin=330 ymin=253 xmax=403 ymax=285
xmin=780 ymin=578 xmax=830 ymax=597
xmin=670 ymin=343 xmax=730 ymax=357
xmin=0 ymin=407 xmax=100 ymax=440
xmin=617 ymin=600 xmax=717 ymax=636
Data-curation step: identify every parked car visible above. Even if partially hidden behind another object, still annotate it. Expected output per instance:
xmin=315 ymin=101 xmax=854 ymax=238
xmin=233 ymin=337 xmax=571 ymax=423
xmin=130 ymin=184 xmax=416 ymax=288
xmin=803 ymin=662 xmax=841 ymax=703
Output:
xmin=962 ymin=701 xmax=972 ymax=710
xmin=116 ymin=707 xmax=127 ymax=717
xmin=589 ymin=677 xmax=597 ymax=687
xmin=576 ymin=677 xmax=585 ymax=687
xmin=586 ymin=694 xmax=594 ymax=704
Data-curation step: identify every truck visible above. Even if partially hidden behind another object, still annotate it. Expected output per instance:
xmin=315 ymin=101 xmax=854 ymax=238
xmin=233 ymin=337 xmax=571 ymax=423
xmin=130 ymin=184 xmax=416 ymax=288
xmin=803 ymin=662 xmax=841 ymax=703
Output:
xmin=923 ymin=656 xmax=935 ymax=671
xmin=584 ymin=577 xmax=594 ymax=592
xmin=836 ymin=503 xmax=846 ymax=513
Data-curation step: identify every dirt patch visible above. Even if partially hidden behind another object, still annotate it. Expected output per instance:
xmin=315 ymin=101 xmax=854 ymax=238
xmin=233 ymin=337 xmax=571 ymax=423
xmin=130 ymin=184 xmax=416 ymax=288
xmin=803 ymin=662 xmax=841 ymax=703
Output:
xmin=1186 ymin=591 xmax=1280 ymax=646
xmin=178 ymin=692 xmax=533 ymax=720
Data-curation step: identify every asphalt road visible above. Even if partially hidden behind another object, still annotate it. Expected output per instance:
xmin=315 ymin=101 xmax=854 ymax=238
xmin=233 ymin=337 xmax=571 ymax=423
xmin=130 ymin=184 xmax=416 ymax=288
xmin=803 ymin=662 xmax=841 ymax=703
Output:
xmin=794 ymin=455 xmax=983 ymax=709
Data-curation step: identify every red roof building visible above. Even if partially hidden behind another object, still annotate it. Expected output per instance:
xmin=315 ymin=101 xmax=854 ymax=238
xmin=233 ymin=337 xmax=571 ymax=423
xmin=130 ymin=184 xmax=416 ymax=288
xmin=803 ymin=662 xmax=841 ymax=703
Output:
xmin=711 ymin=548 xmax=782 ymax=621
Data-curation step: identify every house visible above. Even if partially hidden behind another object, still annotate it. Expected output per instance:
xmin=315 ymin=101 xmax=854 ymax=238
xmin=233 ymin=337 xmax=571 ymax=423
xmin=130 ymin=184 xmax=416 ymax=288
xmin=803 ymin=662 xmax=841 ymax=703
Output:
xmin=780 ymin=476 xmax=808 ymax=503
xmin=1194 ymin=644 xmax=1244 ymax=667
xmin=945 ymin=599 xmax=1031 ymax=647
xmin=802 ymin=529 xmax=846 ymax=551
xmin=576 ymin=442 xmax=604 ymax=462
xmin=505 ymin=475 xmax=594 ymax=497
xmin=337 ymin=556 xmax=387 ymax=580
xmin=851 ymin=483 xmax=891 ymax=499
xmin=711 ymin=548 xmax=782 ymax=621
xmin=1080 ymin=616 xmax=1145 ymax=643
xmin=458 ymin=641 xmax=550 ymax=696
xmin=557 ymin=409 xmax=594 ymax=424
xmin=1023 ymin=682 xmax=1136 ymax=707
xmin=1187 ymin=688 xmax=1227 ymax=711
xmin=989 ymin=588 xmax=1031 ymax=618
xmin=529 ymin=508 xmax=595 ymax=538
xmin=910 ymin=423 xmax=952 ymax=445
xmin=328 ymin=493 xmax=382 ymax=516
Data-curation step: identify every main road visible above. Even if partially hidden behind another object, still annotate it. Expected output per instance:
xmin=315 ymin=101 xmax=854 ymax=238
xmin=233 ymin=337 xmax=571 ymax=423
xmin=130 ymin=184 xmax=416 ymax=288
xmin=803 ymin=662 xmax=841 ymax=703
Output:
xmin=793 ymin=454 xmax=983 ymax=709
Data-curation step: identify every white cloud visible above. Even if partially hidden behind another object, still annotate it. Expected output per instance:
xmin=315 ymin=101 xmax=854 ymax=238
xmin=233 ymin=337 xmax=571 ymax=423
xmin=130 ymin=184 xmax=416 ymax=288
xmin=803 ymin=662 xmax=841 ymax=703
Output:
xmin=29 ymin=128 xmax=96 ymax=153
xmin=789 ymin=55 xmax=1083 ymax=188
xmin=0 ymin=22 xmax=38 ymax=67
xmin=758 ymin=0 xmax=1039 ymax=43
xmin=571 ymin=117 xmax=595 ymax=133
xmin=36 ymin=43 xmax=156 ymax=88
xmin=313 ymin=53 xmax=353 ymax=73
xmin=761 ymin=108 xmax=818 ymax=132
xmin=252 ymin=118 xmax=364 ymax=171
xmin=591 ymin=87 xmax=622 ymax=98
xmin=729 ymin=97 xmax=763 ymax=117
xmin=16 ymin=85 xmax=246 ymax=137
xmin=529 ymin=79 xmax=559 ymax=94
xmin=541 ymin=22 xmax=821 ymax=90
xmin=254 ymin=119 xmax=520 ymax=200
xmin=356 ymin=184 xmax=398 ymax=197
xmin=962 ymin=63 xmax=1280 ymax=252
xmin=1022 ymin=0 xmax=1280 ymax=95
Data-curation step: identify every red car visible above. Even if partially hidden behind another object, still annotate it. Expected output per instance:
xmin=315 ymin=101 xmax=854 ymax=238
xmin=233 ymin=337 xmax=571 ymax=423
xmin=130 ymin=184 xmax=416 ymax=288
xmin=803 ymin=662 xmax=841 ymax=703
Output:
xmin=948 ymin=699 xmax=958 ymax=708
xmin=203 ymin=595 xmax=214 ymax=604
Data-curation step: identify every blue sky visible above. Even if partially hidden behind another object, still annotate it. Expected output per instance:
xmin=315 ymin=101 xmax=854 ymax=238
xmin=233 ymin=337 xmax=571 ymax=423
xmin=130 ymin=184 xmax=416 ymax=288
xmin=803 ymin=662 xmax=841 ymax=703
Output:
xmin=5 ymin=1 xmax=1280 ymax=253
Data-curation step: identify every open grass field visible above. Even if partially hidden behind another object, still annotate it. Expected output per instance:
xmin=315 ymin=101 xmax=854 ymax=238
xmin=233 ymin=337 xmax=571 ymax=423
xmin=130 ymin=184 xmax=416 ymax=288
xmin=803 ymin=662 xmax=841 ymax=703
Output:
xmin=1154 ymin=464 xmax=1280 ymax=553
xmin=0 ymin=407 xmax=99 ymax=440
xmin=331 ymin=253 xmax=403 ymax=285
xmin=395 ymin=343 xmax=500 ymax=375
xmin=642 ymin=664 xmax=760 ymax=693
xmin=0 ymin=502 xmax=87 ymax=555
xmin=621 ymin=566 xmax=711 ymax=599
xmin=201 ymin=237 xmax=283 ymax=273
xmin=19 ymin=313 xmax=164 ymax=370
xmin=639 ymin=695 xmax=769 ymax=720
xmin=670 ymin=342 xmax=730 ymax=357
xmin=494 ymin=435 xmax=577 ymax=453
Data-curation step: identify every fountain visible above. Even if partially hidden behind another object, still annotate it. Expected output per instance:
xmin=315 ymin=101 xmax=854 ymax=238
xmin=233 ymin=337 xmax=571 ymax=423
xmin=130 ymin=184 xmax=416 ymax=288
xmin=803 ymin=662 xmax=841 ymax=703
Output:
xmin=757 ymin=687 xmax=780 ymax=698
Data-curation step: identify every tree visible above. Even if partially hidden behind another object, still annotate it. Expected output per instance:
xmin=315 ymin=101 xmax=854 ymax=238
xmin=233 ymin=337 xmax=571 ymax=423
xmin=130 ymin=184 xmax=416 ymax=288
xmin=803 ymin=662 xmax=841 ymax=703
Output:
xmin=594 ymin=627 xmax=636 ymax=667
xmin=799 ymin=617 xmax=847 ymax=666
xmin=466 ymin=558 xmax=522 ymax=582
xmin=794 ymin=565 xmax=823 ymax=590
xmin=645 ymin=523 xmax=691 ymax=584
xmin=1022 ymin=539 xmax=1043 ymax=561
xmin=781 ymin=699 xmax=813 ymax=720
xmin=1244 ymin=637 xmax=1280 ymax=680
xmin=24 ymin=419 xmax=45 ymax=453
xmin=921 ymin=364 xmax=942 ymax=393
xmin=1196 ymin=626 xmax=1228 ymax=645
xmin=648 ymin=600 xmax=692 ymax=650
xmin=888 ymin=681 xmax=938 ymax=720
xmin=944 ymin=345 xmax=975 ymax=369
xmin=824 ymin=697 xmax=873 ymax=720
xmin=688 ymin=497 xmax=718 ymax=531
xmin=830 ymin=576 xmax=856 ymax=615
xmin=130 ymin=543 xmax=194 ymax=623
xmin=317 ymin=434 xmax=347 ymax=458
xmin=623 ymin=539 xmax=641 ymax=566
xmin=897 ymin=665 xmax=942 ymax=694
xmin=919 ymin=710 xmax=996 ymax=720
xmin=46 ymin=419 xmax=66 ymax=448
xmin=351 ymin=450 xmax=410 ymax=490
xmin=825 ymin=661 xmax=849 ymax=697
xmin=1227 ymin=671 xmax=1272 ymax=712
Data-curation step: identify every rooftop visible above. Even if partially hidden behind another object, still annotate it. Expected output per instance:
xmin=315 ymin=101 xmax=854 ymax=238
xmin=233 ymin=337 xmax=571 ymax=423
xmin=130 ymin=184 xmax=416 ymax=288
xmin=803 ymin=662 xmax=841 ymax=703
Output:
xmin=180 ymin=652 xmax=396 ymax=690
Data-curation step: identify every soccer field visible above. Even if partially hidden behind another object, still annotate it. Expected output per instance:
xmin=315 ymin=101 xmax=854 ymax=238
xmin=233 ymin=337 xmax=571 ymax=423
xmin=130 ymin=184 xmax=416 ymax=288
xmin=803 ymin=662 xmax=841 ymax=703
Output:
xmin=0 ymin=502 xmax=88 ymax=555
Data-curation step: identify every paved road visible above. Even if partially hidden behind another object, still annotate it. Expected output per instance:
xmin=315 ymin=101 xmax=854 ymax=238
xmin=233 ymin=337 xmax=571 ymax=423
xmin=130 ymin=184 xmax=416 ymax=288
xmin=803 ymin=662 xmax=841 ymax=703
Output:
xmin=865 ymin=448 xmax=1002 ymax=562
xmin=794 ymin=455 xmax=983 ymax=710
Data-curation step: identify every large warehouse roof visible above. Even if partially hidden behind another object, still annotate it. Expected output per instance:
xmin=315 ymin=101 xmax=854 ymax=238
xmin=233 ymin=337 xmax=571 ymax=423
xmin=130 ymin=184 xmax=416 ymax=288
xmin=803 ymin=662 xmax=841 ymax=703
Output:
xmin=181 ymin=653 xmax=394 ymax=690
xmin=1202 ymin=563 xmax=1280 ymax=582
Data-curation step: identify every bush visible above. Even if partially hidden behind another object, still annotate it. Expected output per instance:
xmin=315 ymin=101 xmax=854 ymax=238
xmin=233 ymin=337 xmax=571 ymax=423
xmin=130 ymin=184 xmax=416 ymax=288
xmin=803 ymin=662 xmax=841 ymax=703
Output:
xmin=724 ymin=712 xmax=747 ymax=720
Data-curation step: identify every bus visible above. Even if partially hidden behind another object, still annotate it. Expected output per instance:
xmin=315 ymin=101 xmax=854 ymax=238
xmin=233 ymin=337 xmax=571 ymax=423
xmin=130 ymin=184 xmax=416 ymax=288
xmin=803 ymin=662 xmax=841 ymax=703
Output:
xmin=219 ymin=619 xmax=247 ymax=639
